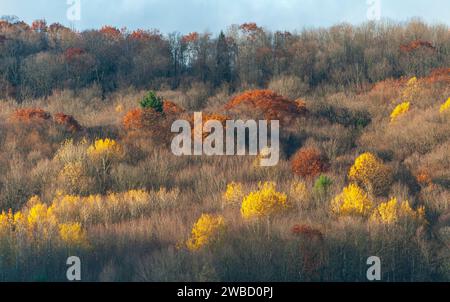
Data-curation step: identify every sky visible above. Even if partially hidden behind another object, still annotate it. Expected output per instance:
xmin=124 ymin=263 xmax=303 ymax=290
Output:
xmin=0 ymin=0 xmax=449 ymax=34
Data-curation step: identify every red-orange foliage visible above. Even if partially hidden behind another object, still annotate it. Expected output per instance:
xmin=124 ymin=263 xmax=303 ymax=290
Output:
xmin=123 ymin=108 xmax=145 ymax=130
xmin=225 ymin=89 xmax=304 ymax=120
xmin=64 ymin=47 xmax=85 ymax=61
xmin=400 ymin=40 xmax=435 ymax=53
xmin=122 ymin=108 xmax=173 ymax=146
xmin=123 ymin=108 xmax=169 ymax=130
xmin=423 ymin=68 xmax=450 ymax=85
xmin=163 ymin=100 xmax=185 ymax=115
xmin=129 ymin=29 xmax=162 ymax=42
xmin=100 ymin=26 xmax=122 ymax=39
xmin=31 ymin=19 xmax=47 ymax=32
xmin=182 ymin=32 xmax=199 ymax=44
xmin=11 ymin=108 xmax=51 ymax=123
xmin=54 ymin=113 xmax=82 ymax=132
xmin=239 ymin=23 xmax=262 ymax=33
xmin=291 ymin=147 xmax=329 ymax=179
xmin=415 ymin=169 xmax=432 ymax=186
xmin=294 ymin=99 xmax=308 ymax=114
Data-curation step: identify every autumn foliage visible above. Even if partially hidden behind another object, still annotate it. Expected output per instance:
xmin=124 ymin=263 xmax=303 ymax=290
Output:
xmin=400 ymin=40 xmax=435 ymax=53
xmin=225 ymin=89 xmax=307 ymax=120
xmin=291 ymin=147 xmax=329 ymax=179
xmin=10 ymin=108 xmax=52 ymax=125
xmin=54 ymin=113 xmax=82 ymax=132
xmin=291 ymin=224 xmax=324 ymax=241
xmin=163 ymin=100 xmax=185 ymax=115
xmin=348 ymin=152 xmax=392 ymax=196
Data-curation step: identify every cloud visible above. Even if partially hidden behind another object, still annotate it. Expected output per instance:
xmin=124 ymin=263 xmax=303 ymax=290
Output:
xmin=0 ymin=0 xmax=448 ymax=34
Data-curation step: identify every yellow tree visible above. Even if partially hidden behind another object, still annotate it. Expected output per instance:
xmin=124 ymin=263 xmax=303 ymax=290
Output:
xmin=348 ymin=152 xmax=392 ymax=196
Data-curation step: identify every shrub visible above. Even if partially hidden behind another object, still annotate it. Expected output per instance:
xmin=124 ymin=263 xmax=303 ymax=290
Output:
xmin=163 ymin=100 xmax=184 ymax=115
xmin=439 ymin=97 xmax=450 ymax=113
xmin=390 ymin=102 xmax=410 ymax=122
xmin=223 ymin=182 xmax=244 ymax=205
xmin=348 ymin=152 xmax=392 ymax=196
xmin=87 ymin=138 xmax=124 ymax=162
xmin=10 ymin=108 xmax=51 ymax=124
xmin=47 ymin=188 xmax=179 ymax=225
xmin=370 ymin=198 xmax=426 ymax=225
xmin=0 ymin=195 xmax=89 ymax=248
xmin=289 ymin=180 xmax=310 ymax=207
xmin=140 ymin=91 xmax=163 ymax=112
xmin=186 ymin=214 xmax=226 ymax=251
xmin=268 ymin=75 xmax=309 ymax=100
xmin=225 ymin=89 xmax=304 ymax=121
xmin=58 ymin=222 xmax=89 ymax=248
xmin=313 ymin=175 xmax=333 ymax=196
xmin=400 ymin=77 xmax=420 ymax=104
xmin=54 ymin=113 xmax=82 ymax=132
xmin=241 ymin=182 xmax=289 ymax=220
xmin=331 ymin=183 xmax=374 ymax=217
xmin=291 ymin=147 xmax=329 ymax=179
xmin=87 ymin=138 xmax=124 ymax=192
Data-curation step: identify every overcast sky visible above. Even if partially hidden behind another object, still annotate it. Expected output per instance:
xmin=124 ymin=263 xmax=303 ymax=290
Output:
xmin=1 ymin=0 xmax=449 ymax=34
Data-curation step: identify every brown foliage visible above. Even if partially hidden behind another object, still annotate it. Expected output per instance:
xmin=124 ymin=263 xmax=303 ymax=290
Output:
xmin=123 ymin=108 xmax=145 ymax=131
xmin=294 ymin=98 xmax=308 ymax=114
xmin=400 ymin=40 xmax=436 ymax=53
xmin=163 ymin=100 xmax=185 ymax=115
xmin=422 ymin=68 xmax=450 ymax=85
xmin=291 ymin=147 xmax=329 ymax=179
xmin=370 ymin=78 xmax=407 ymax=92
xmin=11 ymin=108 xmax=51 ymax=124
xmin=415 ymin=169 xmax=432 ymax=186
xmin=292 ymin=224 xmax=324 ymax=241
xmin=54 ymin=113 xmax=82 ymax=132
xmin=225 ymin=89 xmax=305 ymax=121
xmin=122 ymin=108 xmax=167 ymax=131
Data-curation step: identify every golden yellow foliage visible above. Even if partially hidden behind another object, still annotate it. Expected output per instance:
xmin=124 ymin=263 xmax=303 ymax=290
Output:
xmin=186 ymin=214 xmax=226 ymax=251
xmin=331 ymin=183 xmax=374 ymax=217
xmin=241 ymin=182 xmax=288 ymax=219
xmin=371 ymin=198 xmax=426 ymax=225
xmin=348 ymin=152 xmax=391 ymax=195
xmin=87 ymin=138 xmax=124 ymax=161
xmin=400 ymin=76 xmax=419 ymax=104
xmin=59 ymin=222 xmax=89 ymax=248
xmin=223 ymin=182 xmax=244 ymax=205
xmin=439 ymin=97 xmax=450 ymax=113
xmin=50 ymin=190 xmax=150 ymax=224
xmin=0 ymin=196 xmax=89 ymax=248
xmin=390 ymin=102 xmax=410 ymax=122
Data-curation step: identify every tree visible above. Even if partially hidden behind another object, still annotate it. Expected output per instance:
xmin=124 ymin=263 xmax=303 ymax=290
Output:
xmin=140 ymin=91 xmax=163 ymax=112
xmin=215 ymin=31 xmax=232 ymax=86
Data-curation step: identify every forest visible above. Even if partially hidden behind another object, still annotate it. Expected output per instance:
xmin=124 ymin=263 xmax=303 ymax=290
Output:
xmin=0 ymin=17 xmax=449 ymax=281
